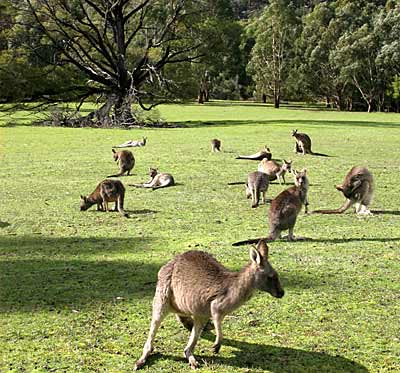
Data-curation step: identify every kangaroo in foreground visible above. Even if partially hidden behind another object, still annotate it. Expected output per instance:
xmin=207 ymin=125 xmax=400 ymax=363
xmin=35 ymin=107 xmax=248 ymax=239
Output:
xmin=236 ymin=146 xmax=272 ymax=161
xmin=312 ymin=166 xmax=373 ymax=215
xmin=80 ymin=179 xmax=128 ymax=217
xmin=108 ymin=149 xmax=135 ymax=177
xmin=131 ymin=168 xmax=174 ymax=190
xmin=258 ymin=159 xmax=292 ymax=184
xmin=246 ymin=171 xmax=269 ymax=208
xmin=233 ymin=169 xmax=309 ymax=246
xmin=113 ymin=137 xmax=147 ymax=148
xmin=135 ymin=239 xmax=284 ymax=370
xmin=211 ymin=139 xmax=221 ymax=152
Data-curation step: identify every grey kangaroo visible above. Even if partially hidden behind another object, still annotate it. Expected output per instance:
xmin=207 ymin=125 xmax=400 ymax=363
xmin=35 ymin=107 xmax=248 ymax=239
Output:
xmin=80 ymin=179 xmax=128 ymax=217
xmin=258 ymin=159 xmax=292 ymax=184
xmin=246 ymin=171 xmax=269 ymax=208
xmin=233 ymin=169 xmax=309 ymax=246
xmin=236 ymin=146 xmax=272 ymax=161
xmin=108 ymin=149 xmax=135 ymax=177
xmin=134 ymin=239 xmax=284 ymax=370
xmin=211 ymin=139 xmax=221 ymax=152
xmin=113 ymin=137 xmax=147 ymax=148
xmin=292 ymin=129 xmax=313 ymax=155
xmin=313 ymin=166 xmax=373 ymax=215
xmin=132 ymin=168 xmax=174 ymax=190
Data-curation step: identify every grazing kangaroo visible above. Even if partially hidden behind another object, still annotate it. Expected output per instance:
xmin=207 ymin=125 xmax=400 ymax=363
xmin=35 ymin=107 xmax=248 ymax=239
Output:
xmin=211 ymin=139 xmax=221 ymax=152
xmin=313 ymin=166 xmax=374 ymax=215
xmin=246 ymin=171 xmax=269 ymax=208
xmin=134 ymin=239 xmax=284 ymax=370
xmin=236 ymin=146 xmax=272 ymax=161
xmin=108 ymin=149 xmax=135 ymax=177
xmin=258 ymin=159 xmax=292 ymax=184
xmin=113 ymin=137 xmax=147 ymax=148
xmin=233 ymin=169 xmax=309 ymax=246
xmin=132 ymin=168 xmax=174 ymax=190
xmin=80 ymin=179 xmax=128 ymax=217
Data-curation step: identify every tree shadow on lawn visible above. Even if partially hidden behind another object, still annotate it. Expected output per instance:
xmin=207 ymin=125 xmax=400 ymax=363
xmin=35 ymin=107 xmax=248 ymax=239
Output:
xmin=175 ymin=119 xmax=400 ymax=129
xmin=0 ymin=235 xmax=160 ymax=312
xmin=147 ymin=336 xmax=368 ymax=372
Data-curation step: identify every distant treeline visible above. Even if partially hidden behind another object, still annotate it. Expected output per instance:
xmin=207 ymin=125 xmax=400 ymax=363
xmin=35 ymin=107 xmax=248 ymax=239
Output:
xmin=1 ymin=0 xmax=399 ymax=113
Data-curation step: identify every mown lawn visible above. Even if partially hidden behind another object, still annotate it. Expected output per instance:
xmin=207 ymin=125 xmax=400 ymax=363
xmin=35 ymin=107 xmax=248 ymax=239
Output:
xmin=1 ymin=102 xmax=399 ymax=372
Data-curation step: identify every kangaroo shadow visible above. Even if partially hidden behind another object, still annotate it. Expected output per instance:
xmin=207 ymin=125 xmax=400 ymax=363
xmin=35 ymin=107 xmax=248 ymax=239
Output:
xmin=0 ymin=221 xmax=11 ymax=228
xmin=371 ymin=210 xmax=400 ymax=216
xmin=125 ymin=209 xmax=158 ymax=214
xmin=146 ymin=336 xmax=368 ymax=372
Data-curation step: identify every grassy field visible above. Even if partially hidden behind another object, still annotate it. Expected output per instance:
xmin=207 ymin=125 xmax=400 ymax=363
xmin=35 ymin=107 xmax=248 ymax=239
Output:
xmin=1 ymin=101 xmax=399 ymax=372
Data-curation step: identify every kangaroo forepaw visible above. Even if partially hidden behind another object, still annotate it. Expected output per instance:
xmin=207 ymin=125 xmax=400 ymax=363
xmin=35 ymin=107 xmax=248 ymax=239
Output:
xmin=212 ymin=343 xmax=221 ymax=354
xmin=134 ymin=359 xmax=145 ymax=370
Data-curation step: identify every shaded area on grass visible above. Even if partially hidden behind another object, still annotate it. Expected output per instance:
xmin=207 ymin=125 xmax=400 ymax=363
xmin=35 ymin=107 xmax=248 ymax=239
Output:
xmin=175 ymin=119 xmax=400 ymax=129
xmin=147 ymin=336 xmax=368 ymax=372
xmin=0 ymin=236 xmax=159 ymax=312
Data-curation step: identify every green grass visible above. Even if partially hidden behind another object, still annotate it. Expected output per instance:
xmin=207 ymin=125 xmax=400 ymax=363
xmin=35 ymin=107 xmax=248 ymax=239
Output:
xmin=1 ymin=101 xmax=399 ymax=372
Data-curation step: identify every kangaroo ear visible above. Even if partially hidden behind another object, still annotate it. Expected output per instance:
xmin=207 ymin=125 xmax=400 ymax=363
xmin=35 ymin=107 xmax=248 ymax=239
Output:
xmin=288 ymin=159 xmax=292 ymax=164
xmin=293 ymin=169 xmax=298 ymax=176
xmin=249 ymin=246 xmax=262 ymax=266
xmin=256 ymin=239 xmax=269 ymax=259
xmin=301 ymin=168 xmax=307 ymax=174
xmin=80 ymin=195 xmax=84 ymax=200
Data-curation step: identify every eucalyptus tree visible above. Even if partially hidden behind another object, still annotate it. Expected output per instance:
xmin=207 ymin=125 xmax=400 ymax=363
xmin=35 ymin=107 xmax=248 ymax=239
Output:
xmin=246 ymin=0 xmax=300 ymax=108
xmin=11 ymin=0 xmax=203 ymax=125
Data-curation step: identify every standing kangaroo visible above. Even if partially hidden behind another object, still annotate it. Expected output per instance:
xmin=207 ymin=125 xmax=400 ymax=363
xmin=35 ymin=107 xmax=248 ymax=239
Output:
xmin=135 ymin=239 xmax=284 ymax=370
xmin=292 ymin=129 xmax=313 ymax=155
xmin=232 ymin=169 xmax=309 ymax=246
xmin=80 ymin=179 xmax=128 ymax=217
xmin=132 ymin=168 xmax=174 ymax=190
xmin=108 ymin=149 xmax=135 ymax=177
xmin=245 ymin=171 xmax=269 ymax=208
xmin=258 ymin=159 xmax=292 ymax=184
xmin=312 ymin=166 xmax=373 ymax=215
xmin=211 ymin=139 xmax=221 ymax=152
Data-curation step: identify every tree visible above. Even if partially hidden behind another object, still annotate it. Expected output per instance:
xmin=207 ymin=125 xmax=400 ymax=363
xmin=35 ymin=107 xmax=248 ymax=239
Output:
xmin=246 ymin=0 xmax=300 ymax=108
xmin=10 ymin=0 xmax=203 ymax=125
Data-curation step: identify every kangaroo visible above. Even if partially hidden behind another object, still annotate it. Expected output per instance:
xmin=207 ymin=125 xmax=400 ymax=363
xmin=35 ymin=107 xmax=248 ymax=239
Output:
xmin=211 ymin=139 xmax=221 ymax=152
xmin=113 ymin=137 xmax=147 ymax=148
xmin=245 ymin=171 xmax=269 ymax=208
xmin=134 ymin=239 xmax=284 ymax=370
xmin=312 ymin=166 xmax=373 ymax=215
xmin=108 ymin=149 xmax=135 ymax=177
xmin=233 ymin=169 xmax=309 ymax=246
xmin=80 ymin=179 xmax=128 ymax=217
xmin=132 ymin=168 xmax=174 ymax=190
xmin=292 ymin=129 xmax=313 ymax=155
xmin=236 ymin=146 xmax=272 ymax=161
xmin=258 ymin=159 xmax=292 ymax=184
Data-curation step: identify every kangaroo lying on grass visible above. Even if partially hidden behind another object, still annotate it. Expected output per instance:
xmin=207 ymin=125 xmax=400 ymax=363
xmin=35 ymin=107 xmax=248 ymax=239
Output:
xmin=236 ymin=146 xmax=272 ymax=161
xmin=258 ymin=159 xmax=292 ymax=184
xmin=312 ymin=166 xmax=373 ymax=215
xmin=211 ymin=139 xmax=221 ymax=152
xmin=246 ymin=171 xmax=269 ymax=208
xmin=135 ymin=239 xmax=284 ymax=370
xmin=80 ymin=179 xmax=128 ymax=217
xmin=233 ymin=169 xmax=309 ymax=246
xmin=113 ymin=137 xmax=147 ymax=148
xmin=108 ymin=149 xmax=135 ymax=177
xmin=131 ymin=168 xmax=175 ymax=190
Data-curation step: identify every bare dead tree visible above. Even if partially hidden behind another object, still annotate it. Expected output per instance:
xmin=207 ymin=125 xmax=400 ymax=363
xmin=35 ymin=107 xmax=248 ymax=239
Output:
xmin=17 ymin=0 xmax=202 ymax=126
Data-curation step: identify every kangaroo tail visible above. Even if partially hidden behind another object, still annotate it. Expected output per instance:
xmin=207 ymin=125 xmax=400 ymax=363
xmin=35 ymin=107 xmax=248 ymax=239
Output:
xmin=310 ymin=152 xmax=330 ymax=157
xmin=232 ymin=237 xmax=269 ymax=246
xmin=312 ymin=209 xmax=345 ymax=214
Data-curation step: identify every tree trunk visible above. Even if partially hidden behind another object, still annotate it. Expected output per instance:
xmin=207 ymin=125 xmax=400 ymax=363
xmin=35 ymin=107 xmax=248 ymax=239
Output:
xmin=262 ymin=93 xmax=267 ymax=103
xmin=198 ymin=90 xmax=205 ymax=104
xmin=326 ymin=97 xmax=331 ymax=108
xmin=274 ymin=94 xmax=280 ymax=108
